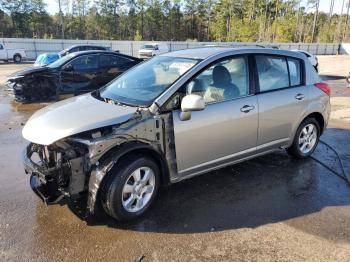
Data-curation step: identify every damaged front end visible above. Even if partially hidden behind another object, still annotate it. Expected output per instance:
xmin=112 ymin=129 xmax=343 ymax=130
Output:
xmin=7 ymin=71 xmax=58 ymax=102
xmin=21 ymin=90 xmax=179 ymax=217
xmin=22 ymin=109 xmax=178 ymax=215
xmin=23 ymin=141 xmax=88 ymax=204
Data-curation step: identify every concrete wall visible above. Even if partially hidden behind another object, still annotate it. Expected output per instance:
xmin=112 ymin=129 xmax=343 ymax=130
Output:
xmin=0 ymin=38 xmax=346 ymax=60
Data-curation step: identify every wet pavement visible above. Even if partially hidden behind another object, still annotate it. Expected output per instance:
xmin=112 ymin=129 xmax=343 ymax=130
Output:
xmin=1 ymin=57 xmax=350 ymax=261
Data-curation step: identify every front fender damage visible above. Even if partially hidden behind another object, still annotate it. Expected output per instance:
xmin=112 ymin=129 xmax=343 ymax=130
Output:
xmin=71 ymin=109 xmax=178 ymax=214
xmin=23 ymin=108 xmax=178 ymax=215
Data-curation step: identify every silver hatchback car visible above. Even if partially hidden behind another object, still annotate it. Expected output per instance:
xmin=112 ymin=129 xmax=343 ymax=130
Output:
xmin=22 ymin=48 xmax=331 ymax=221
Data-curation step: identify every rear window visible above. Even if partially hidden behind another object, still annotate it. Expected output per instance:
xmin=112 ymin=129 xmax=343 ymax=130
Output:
xmin=287 ymin=58 xmax=302 ymax=86
xmin=256 ymin=55 xmax=303 ymax=92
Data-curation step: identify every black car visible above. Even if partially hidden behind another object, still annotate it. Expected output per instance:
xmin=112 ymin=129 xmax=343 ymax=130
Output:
xmin=6 ymin=51 xmax=142 ymax=102
xmin=59 ymin=44 xmax=112 ymax=57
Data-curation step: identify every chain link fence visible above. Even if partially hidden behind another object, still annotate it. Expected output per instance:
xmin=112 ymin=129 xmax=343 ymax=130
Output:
xmin=0 ymin=38 xmax=347 ymax=60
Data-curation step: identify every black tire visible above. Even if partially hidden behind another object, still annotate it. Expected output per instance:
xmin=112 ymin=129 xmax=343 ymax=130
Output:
xmin=100 ymin=154 xmax=160 ymax=221
xmin=286 ymin=117 xmax=320 ymax=159
xmin=13 ymin=54 xmax=22 ymax=63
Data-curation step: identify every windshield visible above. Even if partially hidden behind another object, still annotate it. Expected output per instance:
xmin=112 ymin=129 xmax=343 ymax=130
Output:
xmin=100 ymin=56 xmax=199 ymax=106
xmin=47 ymin=53 xmax=76 ymax=68
xmin=142 ymin=45 xmax=156 ymax=50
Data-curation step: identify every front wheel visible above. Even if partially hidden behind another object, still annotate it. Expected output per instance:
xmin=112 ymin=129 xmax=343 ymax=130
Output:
xmin=286 ymin=118 xmax=320 ymax=159
xmin=101 ymin=155 xmax=160 ymax=221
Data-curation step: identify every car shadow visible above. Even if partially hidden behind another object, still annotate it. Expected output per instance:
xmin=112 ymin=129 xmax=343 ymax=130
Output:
xmin=67 ymin=127 xmax=350 ymax=236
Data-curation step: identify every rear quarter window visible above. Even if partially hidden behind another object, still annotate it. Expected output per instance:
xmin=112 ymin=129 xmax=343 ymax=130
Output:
xmin=287 ymin=58 xmax=302 ymax=86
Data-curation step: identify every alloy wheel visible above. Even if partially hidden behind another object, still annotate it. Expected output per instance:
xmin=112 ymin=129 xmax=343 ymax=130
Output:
xmin=298 ymin=123 xmax=318 ymax=154
xmin=121 ymin=167 xmax=155 ymax=213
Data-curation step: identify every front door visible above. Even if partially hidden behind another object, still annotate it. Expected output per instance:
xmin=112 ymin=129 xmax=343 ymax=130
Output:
xmin=60 ymin=54 xmax=99 ymax=94
xmin=172 ymin=55 xmax=258 ymax=176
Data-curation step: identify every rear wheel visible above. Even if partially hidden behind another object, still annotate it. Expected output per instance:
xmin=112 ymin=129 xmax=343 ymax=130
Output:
xmin=13 ymin=54 xmax=22 ymax=63
xmin=101 ymin=155 xmax=160 ymax=221
xmin=286 ymin=118 xmax=320 ymax=159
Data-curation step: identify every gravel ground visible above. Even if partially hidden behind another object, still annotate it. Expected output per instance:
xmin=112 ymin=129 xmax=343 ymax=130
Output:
xmin=0 ymin=56 xmax=350 ymax=262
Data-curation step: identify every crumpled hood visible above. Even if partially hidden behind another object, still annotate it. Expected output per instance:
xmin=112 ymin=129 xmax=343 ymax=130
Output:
xmin=22 ymin=94 xmax=137 ymax=145
xmin=8 ymin=66 xmax=49 ymax=79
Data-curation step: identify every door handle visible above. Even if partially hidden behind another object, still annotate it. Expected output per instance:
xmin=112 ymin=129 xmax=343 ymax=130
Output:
xmin=295 ymin=93 xmax=305 ymax=100
xmin=240 ymin=105 xmax=255 ymax=113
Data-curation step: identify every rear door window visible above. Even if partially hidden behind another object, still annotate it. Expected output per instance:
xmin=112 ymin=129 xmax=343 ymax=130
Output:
xmin=256 ymin=55 xmax=289 ymax=92
xmin=99 ymin=55 xmax=132 ymax=67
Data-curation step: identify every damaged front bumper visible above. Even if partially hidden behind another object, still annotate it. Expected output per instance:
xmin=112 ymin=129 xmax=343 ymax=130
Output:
xmin=22 ymin=143 xmax=86 ymax=205
xmin=5 ymin=79 xmax=28 ymax=102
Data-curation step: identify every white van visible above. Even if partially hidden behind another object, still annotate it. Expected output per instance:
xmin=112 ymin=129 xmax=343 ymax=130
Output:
xmin=138 ymin=43 xmax=169 ymax=59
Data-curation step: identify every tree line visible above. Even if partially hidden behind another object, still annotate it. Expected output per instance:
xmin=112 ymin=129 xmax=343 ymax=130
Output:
xmin=0 ymin=0 xmax=350 ymax=43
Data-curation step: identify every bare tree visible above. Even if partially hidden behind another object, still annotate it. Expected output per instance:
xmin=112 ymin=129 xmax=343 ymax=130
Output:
xmin=342 ymin=0 xmax=350 ymax=43
xmin=334 ymin=0 xmax=345 ymax=43
xmin=57 ymin=0 xmax=65 ymax=39
xmin=294 ymin=0 xmax=302 ymax=42
xmin=311 ymin=0 xmax=320 ymax=43
xmin=273 ymin=0 xmax=279 ymax=42
xmin=326 ymin=0 xmax=335 ymax=40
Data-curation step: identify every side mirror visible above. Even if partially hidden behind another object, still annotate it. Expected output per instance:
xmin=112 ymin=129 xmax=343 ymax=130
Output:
xmin=179 ymin=94 xmax=205 ymax=121
xmin=63 ymin=64 xmax=74 ymax=71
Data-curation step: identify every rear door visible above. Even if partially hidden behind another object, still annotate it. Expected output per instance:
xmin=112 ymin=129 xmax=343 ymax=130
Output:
xmin=98 ymin=54 xmax=137 ymax=85
xmin=171 ymin=55 xmax=259 ymax=176
xmin=255 ymin=54 xmax=308 ymax=152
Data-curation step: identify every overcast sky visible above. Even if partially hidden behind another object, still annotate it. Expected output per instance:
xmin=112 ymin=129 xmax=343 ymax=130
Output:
xmin=43 ymin=0 xmax=347 ymax=15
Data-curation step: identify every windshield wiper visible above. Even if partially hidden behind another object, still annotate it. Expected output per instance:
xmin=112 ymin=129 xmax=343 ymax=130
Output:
xmin=103 ymin=96 xmax=139 ymax=107
xmin=113 ymin=99 xmax=139 ymax=107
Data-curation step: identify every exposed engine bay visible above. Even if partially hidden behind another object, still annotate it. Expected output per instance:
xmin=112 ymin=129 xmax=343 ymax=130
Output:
xmin=25 ymin=141 xmax=87 ymax=203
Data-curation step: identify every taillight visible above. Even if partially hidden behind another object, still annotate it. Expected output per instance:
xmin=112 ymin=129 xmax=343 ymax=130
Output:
xmin=315 ymin=82 xmax=331 ymax=96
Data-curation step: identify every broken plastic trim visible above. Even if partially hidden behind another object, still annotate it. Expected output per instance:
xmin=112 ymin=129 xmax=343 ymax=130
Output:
xmin=30 ymin=175 xmax=65 ymax=204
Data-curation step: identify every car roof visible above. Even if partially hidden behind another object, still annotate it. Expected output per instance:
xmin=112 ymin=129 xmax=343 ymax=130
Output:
xmin=67 ymin=50 xmax=140 ymax=60
xmin=71 ymin=50 xmax=116 ymax=55
xmin=292 ymin=49 xmax=313 ymax=55
xmin=68 ymin=44 xmax=108 ymax=49
xmin=161 ymin=47 xmax=305 ymax=60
